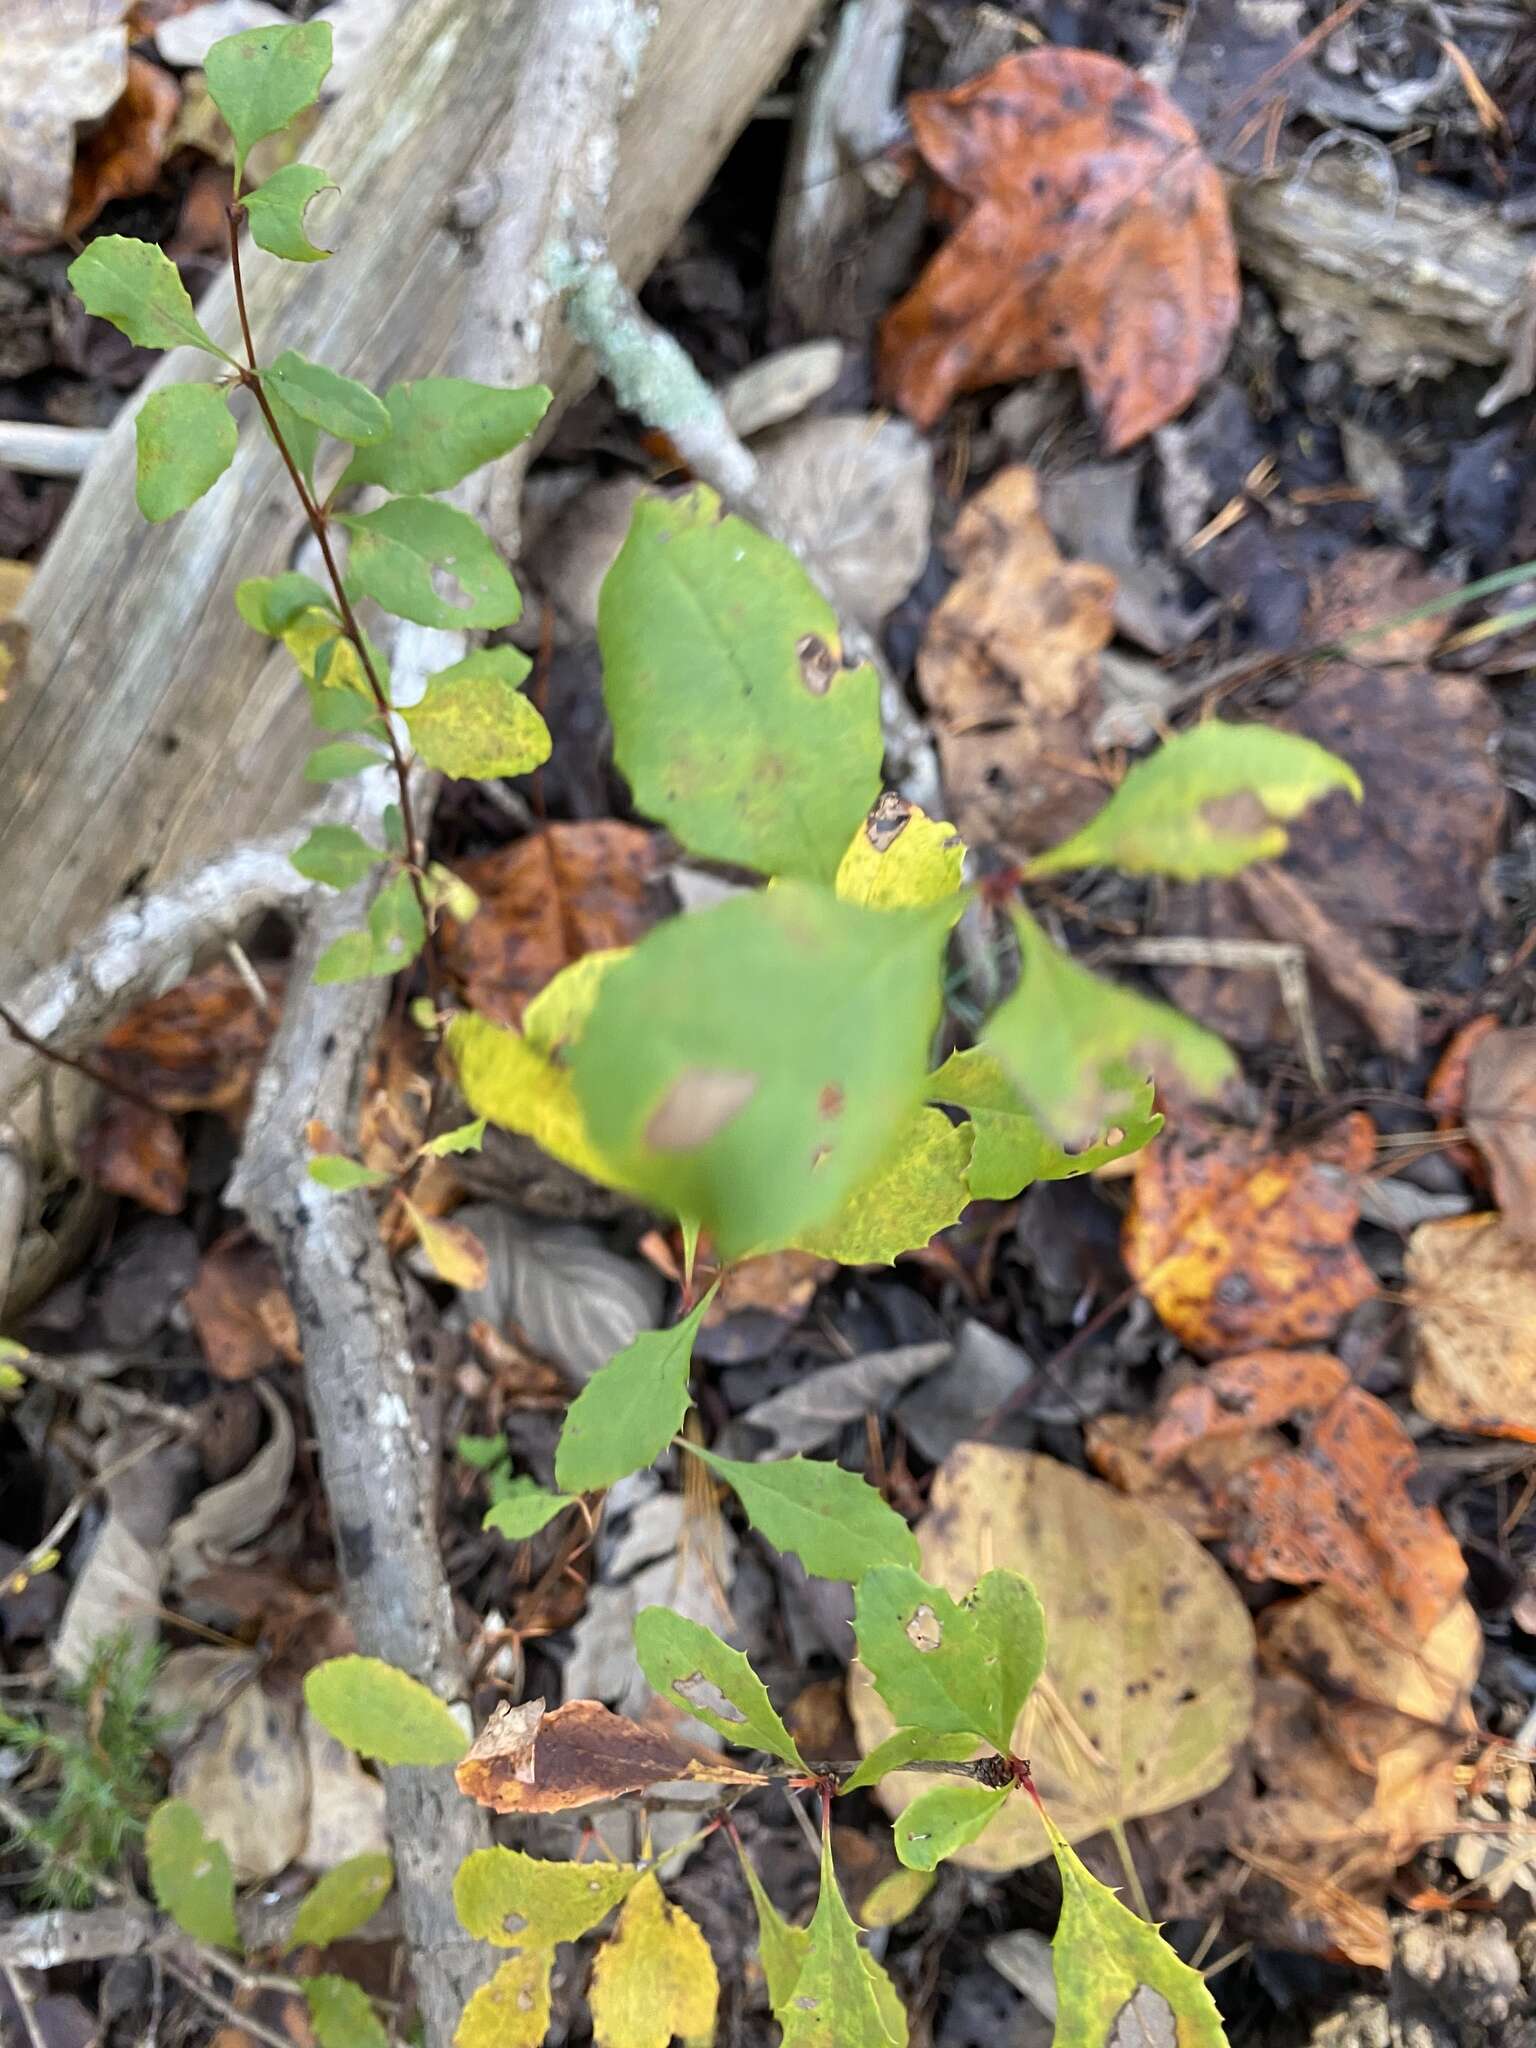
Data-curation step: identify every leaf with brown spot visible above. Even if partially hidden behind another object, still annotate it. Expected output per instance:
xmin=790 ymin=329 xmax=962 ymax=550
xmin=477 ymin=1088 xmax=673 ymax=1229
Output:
xmin=184 ymin=1236 xmax=301 ymax=1382
xmin=94 ymin=962 xmax=281 ymax=1117
xmin=915 ymin=467 xmax=1115 ymax=855
xmin=880 ymin=49 xmax=1239 ymax=449
xmin=77 ymin=1099 xmax=187 ymax=1214
xmin=1123 ymin=1112 xmax=1376 ymax=1356
xmin=439 ymin=823 xmax=663 ymax=1028
xmin=1408 ymin=1212 xmax=1536 ymax=1441
xmin=454 ymin=1699 xmax=768 ymax=1815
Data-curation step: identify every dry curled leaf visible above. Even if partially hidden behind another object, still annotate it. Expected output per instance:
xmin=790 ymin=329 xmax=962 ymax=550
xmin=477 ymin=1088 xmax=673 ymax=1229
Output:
xmin=65 ymin=53 xmax=181 ymax=236
xmin=1463 ymin=1026 xmax=1536 ymax=1236
xmin=880 ymin=49 xmax=1239 ymax=449
xmin=1408 ymin=1212 xmax=1536 ymax=1440
xmin=440 ymin=823 xmax=662 ymax=1028
xmin=94 ymin=961 xmax=281 ymax=1116
xmin=455 ymin=1699 xmax=767 ymax=1816
xmin=1124 ymin=1113 xmax=1376 ymax=1356
xmin=916 ymin=466 xmax=1115 ymax=854
xmin=184 ymin=1236 xmax=301 ymax=1382
xmin=1147 ymin=1353 xmax=1466 ymax=1639
xmin=455 ymin=1698 xmax=546 ymax=1798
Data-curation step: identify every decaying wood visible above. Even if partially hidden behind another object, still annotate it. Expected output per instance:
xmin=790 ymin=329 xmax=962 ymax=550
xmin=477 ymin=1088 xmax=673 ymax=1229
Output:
xmin=0 ymin=0 xmax=825 ymax=997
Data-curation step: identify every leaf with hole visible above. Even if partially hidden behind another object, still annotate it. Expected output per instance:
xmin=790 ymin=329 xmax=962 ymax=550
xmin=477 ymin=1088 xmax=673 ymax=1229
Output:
xmin=146 ymin=1799 xmax=239 ymax=1948
xmin=290 ymin=824 xmax=383 ymax=890
xmin=69 ymin=236 xmax=231 ymax=358
xmin=291 ymin=1852 xmax=393 ymax=1949
xmin=403 ymin=646 xmax=550 ymax=779
xmin=930 ymin=1048 xmax=1160 ymax=1201
xmin=598 ymin=486 xmax=882 ymax=882
xmin=688 ymin=1445 xmax=918 ymax=1582
xmin=570 ymin=884 xmax=951 ymax=1260
xmin=588 ymin=1873 xmax=720 ymax=2048
xmin=205 ymin=20 xmax=333 ymax=185
xmin=302 ymin=1975 xmax=387 ymax=2048
xmin=633 ymin=1607 xmax=805 ymax=1765
xmin=1044 ymin=1804 xmax=1226 ymax=2047
xmin=554 ymin=1289 xmax=715 ymax=1494
xmin=243 ymin=163 xmax=335 ymax=261
xmin=134 ymin=383 xmax=237 ymax=521
xmin=853 ymin=1566 xmax=1045 ymax=1753
xmin=483 ymin=1478 xmax=577 ymax=1542
xmin=835 ymin=797 xmax=967 ymax=910
xmin=342 ymin=377 xmax=551 ymax=495
xmin=264 ymin=350 xmax=390 ymax=446
xmin=983 ymin=909 xmax=1235 ymax=1146
xmin=894 ymin=1782 xmax=1010 ymax=1870
xmin=341 ymin=496 xmax=522 ymax=630
xmin=454 ymin=1951 xmax=553 ymax=2048
xmin=453 ymin=1845 xmax=640 ymax=1946
xmin=1032 ymin=721 xmax=1361 ymax=881
xmin=303 ymin=1655 xmax=467 ymax=1767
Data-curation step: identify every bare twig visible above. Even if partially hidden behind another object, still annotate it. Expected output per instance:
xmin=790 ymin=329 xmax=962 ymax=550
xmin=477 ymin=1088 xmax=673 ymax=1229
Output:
xmin=2 ymin=1962 xmax=48 ymax=2048
xmin=1096 ymin=933 xmax=1327 ymax=1089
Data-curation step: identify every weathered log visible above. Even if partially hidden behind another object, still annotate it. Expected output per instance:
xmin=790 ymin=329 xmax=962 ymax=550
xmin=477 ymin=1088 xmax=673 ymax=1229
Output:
xmin=0 ymin=0 xmax=824 ymax=997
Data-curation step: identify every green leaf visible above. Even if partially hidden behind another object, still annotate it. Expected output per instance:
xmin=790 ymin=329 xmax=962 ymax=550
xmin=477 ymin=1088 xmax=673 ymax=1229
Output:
xmin=482 ymin=1479 xmax=577 ymax=1541
xmin=307 ymin=1154 xmax=390 ymax=1190
xmin=341 ymin=496 xmax=522 ymax=630
xmin=264 ymin=350 xmax=390 ymax=445
xmin=452 ymin=1845 xmax=639 ymax=1946
xmin=838 ymin=1728 xmax=980 ymax=1796
xmin=688 ymin=1446 xmax=918 ymax=1583
xmin=243 ymin=163 xmax=336 ymax=261
xmin=341 ymin=378 xmax=552 ymax=495
xmin=367 ymin=871 xmax=426 ymax=975
xmin=291 ymin=824 xmax=383 ymax=889
xmin=1032 ymin=720 xmax=1361 ymax=882
xmin=68 ymin=237 xmax=231 ymax=359
xmin=457 ymin=1433 xmax=507 ymax=1470
xmin=893 ymin=1782 xmax=1009 ymax=1871
xmin=835 ymin=799 xmax=967 ymax=910
xmin=633 ymin=1607 xmax=806 ymax=1766
xmin=403 ymin=646 xmax=551 ymax=779
xmin=421 ymin=1117 xmax=486 ymax=1158
xmin=570 ymin=884 xmax=951 ymax=1261
xmin=291 ymin=1853 xmax=393 ymax=1949
xmin=304 ymin=741 xmax=382 ymax=782
xmin=792 ymin=1107 xmax=972 ymax=1264
xmin=303 ymin=1655 xmax=467 ymax=1766
xmin=852 ymin=1567 xmax=1045 ymax=1753
xmin=1043 ymin=1806 xmax=1228 ymax=2048
xmin=598 ymin=486 xmax=882 ymax=882
xmin=739 ymin=1853 xmax=812 ymax=2011
xmin=554 ymin=1290 xmax=715 ymax=1494
xmin=778 ymin=1828 xmax=903 ymax=2045
xmin=263 ymin=381 xmax=322 ymax=491
xmin=859 ymin=1867 xmax=936 ymax=1929
xmin=145 ymin=1799 xmax=239 ymax=1949
xmin=205 ymin=20 xmax=333 ymax=186
xmin=235 ymin=571 xmax=334 ymax=635
xmin=134 ymin=383 xmax=237 ymax=521
xmin=302 ymin=1975 xmax=387 ymax=2048
xmin=983 ymin=909 xmax=1236 ymax=1147
xmin=311 ymin=932 xmax=373 ymax=984
xmin=930 ymin=1048 xmax=1161 ymax=1201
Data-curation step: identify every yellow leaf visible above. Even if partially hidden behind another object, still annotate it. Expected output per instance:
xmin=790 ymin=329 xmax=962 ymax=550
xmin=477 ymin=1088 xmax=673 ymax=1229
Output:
xmin=523 ymin=949 xmax=632 ymax=1060
xmin=281 ymin=608 xmax=371 ymax=693
xmin=588 ymin=1873 xmax=719 ymax=2048
xmin=403 ymin=1198 xmax=490 ymax=1290
xmin=792 ymin=1107 xmax=972 ymax=1264
xmin=453 ymin=1949 xmax=553 ymax=2048
xmin=835 ymin=795 xmax=966 ymax=911
xmin=447 ymin=1012 xmax=627 ymax=1189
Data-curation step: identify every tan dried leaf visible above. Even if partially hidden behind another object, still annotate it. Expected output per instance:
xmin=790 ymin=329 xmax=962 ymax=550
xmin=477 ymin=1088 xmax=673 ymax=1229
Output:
xmin=455 ymin=1699 xmax=767 ymax=1816
xmin=1408 ymin=1212 xmax=1536 ymax=1441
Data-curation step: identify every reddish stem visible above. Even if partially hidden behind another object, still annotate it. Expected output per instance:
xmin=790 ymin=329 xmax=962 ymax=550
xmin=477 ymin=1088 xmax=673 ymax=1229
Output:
xmin=0 ymin=1000 xmax=162 ymax=1116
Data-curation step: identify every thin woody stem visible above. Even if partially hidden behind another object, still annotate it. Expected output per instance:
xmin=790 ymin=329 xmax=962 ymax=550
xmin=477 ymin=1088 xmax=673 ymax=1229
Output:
xmin=224 ymin=205 xmax=437 ymax=969
xmin=0 ymin=999 xmax=161 ymax=1116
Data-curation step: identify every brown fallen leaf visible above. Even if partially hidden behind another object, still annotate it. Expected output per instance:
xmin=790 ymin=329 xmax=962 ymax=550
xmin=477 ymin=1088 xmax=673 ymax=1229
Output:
xmin=1123 ymin=1112 xmax=1377 ymax=1356
xmin=1149 ymin=1355 xmax=1465 ymax=1639
xmin=880 ymin=49 xmax=1239 ymax=449
xmin=703 ymin=1249 xmax=833 ymax=1327
xmin=440 ymin=823 xmax=662 ymax=1028
xmin=1084 ymin=1410 xmax=1281 ymax=1544
xmin=94 ymin=961 xmax=281 ymax=1116
xmin=77 ymin=1098 xmax=188 ymax=1214
xmin=1407 ymin=1212 xmax=1536 ymax=1440
xmin=65 ymin=53 xmax=180 ymax=236
xmin=185 ymin=1236 xmax=301 ymax=1382
xmin=1425 ymin=1013 xmax=1498 ymax=1185
xmin=1303 ymin=546 xmax=1457 ymax=667
xmin=1 ymin=2 xmax=128 ymax=235
xmin=455 ymin=1698 xmax=767 ymax=1816
xmin=915 ymin=467 xmax=1115 ymax=854
xmin=1463 ymin=1026 xmax=1536 ymax=1235
xmin=457 ymin=1697 xmax=545 ymax=1793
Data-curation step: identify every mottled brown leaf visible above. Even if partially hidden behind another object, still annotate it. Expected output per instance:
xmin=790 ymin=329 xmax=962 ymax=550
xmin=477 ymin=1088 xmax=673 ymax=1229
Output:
xmin=1408 ymin=1212 xmax=1536 ymax=1441
xmin=94 ymin=961 xmax=281 ymax=1117
xmin=77 ymin=1098 xmax=187 ymax=1214
xmin=184 ymin=1236 xmax=301 ymax=1382
xmin=880 ymin=50 xmax=1238 ymax=449
xmin=455 ymin=1699 xmax=768 ymax=1815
